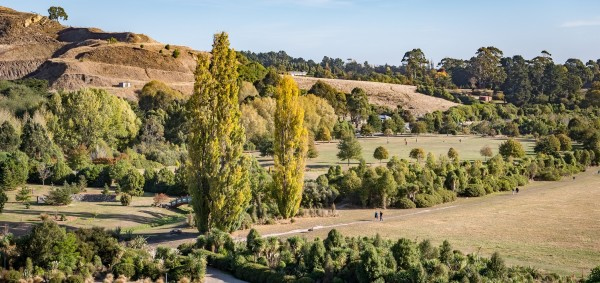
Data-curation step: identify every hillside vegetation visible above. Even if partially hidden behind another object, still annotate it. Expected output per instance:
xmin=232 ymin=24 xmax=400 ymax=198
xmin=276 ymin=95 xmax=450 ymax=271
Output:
xmin=293 ymin=76 xmax=457 ymax=116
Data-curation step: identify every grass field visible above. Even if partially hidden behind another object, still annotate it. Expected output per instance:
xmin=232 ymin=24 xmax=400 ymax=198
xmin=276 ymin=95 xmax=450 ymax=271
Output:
xmin=257 ymin=134 xmax=536 ymax=179
xmin=0 ymin=186 xmax=186 ymax=236
xmin=230 ymin=168 xmax=600 ymax=276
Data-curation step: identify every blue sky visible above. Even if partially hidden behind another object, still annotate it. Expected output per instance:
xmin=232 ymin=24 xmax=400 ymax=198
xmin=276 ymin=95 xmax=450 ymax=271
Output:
xmin=4 ymin=0 xmax=600 ymax=65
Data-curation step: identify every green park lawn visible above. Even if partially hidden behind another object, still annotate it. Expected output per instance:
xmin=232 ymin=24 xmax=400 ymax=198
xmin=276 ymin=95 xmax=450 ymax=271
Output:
xmin=257 ymin=134 xmax=536 ymax=179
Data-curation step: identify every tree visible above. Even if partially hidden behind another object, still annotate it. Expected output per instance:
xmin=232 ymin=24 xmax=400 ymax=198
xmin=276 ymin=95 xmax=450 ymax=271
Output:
xmin=501 ymin=55 xmax=532 ymax=105
xmin=469 ymin=46 xmax=506 ymax=89
xmin=377 ymin=169 xmax=396 ymax=208
xmin=411 ymin=121 xmax=427 ymax=135
xmin=187 ymin=33 xmax=251 ymax=233
xmin=447 ymin=147 xmax=459 ymax=161
xmin=15 ymin=187 xmax=31 ymax=206
xmin=272 ymin=76 xmax=308 ymax=219
xmin=384 ymin=128 xmax=394 ymax=143
xmin=48 ymin=6 xmax=68 ymax=22
xmin=585 ymin=82 xmax=600 ymax=107
xmin=20 ymin=120 xmax=54 ymax=161
xmin=347 ymin=87 xmax=370 ymax=127
xmin=0 ymin=192 xmax=7 ymax=213
xmin=402 ymin=48 xmax=428 ymax=82
xmin=499 ymin=139 xmax=525 ymax=159
xmin=0 ymin=121 xmax=20 ymax=152
xmin=337 ymin=133 xmax=362 ymax=166
xmin=307 ymin=137 xmax=319 ymax=159
xmin=480 ymin=145 xmax=493 ymax=161
xmin=308 ymin=81 xmax=347 ymax=116
xmin=373 ymin=146 xmax=389 ymax=164
xmin=360 ymin=124 xmax=374 ymax=137
xmin=119 ymin=169 xmax=144 ymax=196
xmin=47 ymin=89 xmax=140 ymax=152
xmin=409 ymin=148 xmax=425 ymax=163
xmin=315 ymin=126 xmax=332 ymax=142
xmin=36 ymin=163 xmax=53 ymax=186
xmin=534 ymin=135 xmax=561 ymax=155
xmin=0 ymin=151 xmax=29 ymax=191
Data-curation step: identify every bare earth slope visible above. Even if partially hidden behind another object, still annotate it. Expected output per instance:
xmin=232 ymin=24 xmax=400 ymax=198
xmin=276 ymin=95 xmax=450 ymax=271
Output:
xmin=294 ymin=76 xmax=457 ymax=116
xmin=0 ymin=6 xmax=198 ymax=99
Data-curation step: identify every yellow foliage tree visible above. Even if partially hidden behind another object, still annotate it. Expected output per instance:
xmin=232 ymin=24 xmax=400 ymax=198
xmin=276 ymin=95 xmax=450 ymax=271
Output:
xmin=187 ymin=33 xmax=250 ymax=233
xmin=272 ymin=76 xmax=308 ymax=218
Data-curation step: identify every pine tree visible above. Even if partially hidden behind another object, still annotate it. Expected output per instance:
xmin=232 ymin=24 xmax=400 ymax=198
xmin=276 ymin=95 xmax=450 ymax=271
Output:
xmin=187 ymin=32 xmax=250 ymax=233
xmin=273 ymin=76 xmax=308 ymax=218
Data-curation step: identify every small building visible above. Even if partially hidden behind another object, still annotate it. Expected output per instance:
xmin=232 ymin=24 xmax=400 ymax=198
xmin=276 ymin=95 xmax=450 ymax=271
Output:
xmin=479 ymin=96 xmax=492 ymax=102
xmin=289 ymin=71 xmax=307 ymax=76
xmin=379 ymin=114 xmax=391 ymax=121
xmin=118 ymin=82 xmax=132 ymax=88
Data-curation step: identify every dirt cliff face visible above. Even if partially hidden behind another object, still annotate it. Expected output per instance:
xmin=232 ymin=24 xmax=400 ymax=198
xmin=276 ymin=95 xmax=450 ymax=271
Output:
xmin=0 ymin=6 xmax=198 ymax=99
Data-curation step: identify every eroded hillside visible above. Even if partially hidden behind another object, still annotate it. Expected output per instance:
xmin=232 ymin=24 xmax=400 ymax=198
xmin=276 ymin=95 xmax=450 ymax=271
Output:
xmin=0 ymin=6 xmax=197 ymax=99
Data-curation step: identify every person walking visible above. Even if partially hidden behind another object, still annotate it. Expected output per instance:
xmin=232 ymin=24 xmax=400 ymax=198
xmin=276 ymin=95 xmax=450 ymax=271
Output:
xmin=374 ymin=211 xmax=378 ymax=221
xmin=379 ymin=211 xmax=383 ymax=221
xmin=516 ymin=188 xmax=519 ymax=194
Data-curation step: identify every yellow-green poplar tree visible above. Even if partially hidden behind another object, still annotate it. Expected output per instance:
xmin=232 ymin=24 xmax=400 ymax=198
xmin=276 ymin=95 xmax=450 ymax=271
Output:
xmin=187 ymin=32 xmax=250 ymax=233
xmin=273 ymin=76 xmax=308 ymax=218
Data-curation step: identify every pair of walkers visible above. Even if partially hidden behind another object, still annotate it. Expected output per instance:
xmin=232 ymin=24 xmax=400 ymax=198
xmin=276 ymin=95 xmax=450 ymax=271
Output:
xmin=374 ymin=211 xmax=384 ymax=221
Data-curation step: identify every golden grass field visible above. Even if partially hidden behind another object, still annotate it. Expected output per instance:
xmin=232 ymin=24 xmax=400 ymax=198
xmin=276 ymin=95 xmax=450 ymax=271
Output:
xmin=231 ymin=168 xmax=600 ymax=276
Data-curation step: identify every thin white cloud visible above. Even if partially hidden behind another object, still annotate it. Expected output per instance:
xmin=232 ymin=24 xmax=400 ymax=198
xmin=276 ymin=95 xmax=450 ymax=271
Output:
xmin=561 ymin=18 xmax=600 ymax=28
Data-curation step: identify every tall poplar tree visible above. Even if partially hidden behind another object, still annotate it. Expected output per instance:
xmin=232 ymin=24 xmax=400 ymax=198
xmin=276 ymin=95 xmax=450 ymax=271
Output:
xmin=273 ymin=76 xmax=308 ymax=218
xmin=187 ymin=33 xmax=250 ymax=233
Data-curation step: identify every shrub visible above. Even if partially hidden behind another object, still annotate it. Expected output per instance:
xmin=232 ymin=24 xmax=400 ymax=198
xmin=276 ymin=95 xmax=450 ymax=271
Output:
xmin=119 ymin=169 xmax=144 ymax=196
xmin=436 ymin=190 xmax=457 ymax=203
xmin=395 ymin=198 xmax=416 ymax=209
xmin=45 ymin=186 xmax=73 ymax=205
xmin=120 ymin=193 xmax=132 ymax=206
xmin=462 ymin=184 xmax=486 ymax=197
xmin=172 ymin=49 xmax=181 ymax=58
xmin=65 ymin=275 xmax=84 ymax=283
xmin=3 ymin=269 xmax=22 ymax=283
xmin=414 ymin=194 xmax=441 ymax=208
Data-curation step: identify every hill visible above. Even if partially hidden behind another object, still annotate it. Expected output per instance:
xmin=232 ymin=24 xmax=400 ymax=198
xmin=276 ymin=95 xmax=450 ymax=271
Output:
xmin=0 ymin=6 xmax=198 ymax=99
xmin=0 ymin=6 xmax=458 ymax=114
xmin=294 ymin=76 xmax=458 ymax=116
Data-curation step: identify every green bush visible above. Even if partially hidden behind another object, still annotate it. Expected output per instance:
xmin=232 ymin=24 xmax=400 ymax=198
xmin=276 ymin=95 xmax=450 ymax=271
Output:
xmin=395 ymin=198 xmax=416 ymax=209
xmin=120 ymin=193 xmax=132 ymax=206
xmin=436 ymin=190 xmax=457 ymax=203
xmin=45 ymin=186 xmax=73 ymax=205
xmin=414 ymin=194 xmax=442 ymax=208
xmin=462 ymin=184 xmax=486 ymax=197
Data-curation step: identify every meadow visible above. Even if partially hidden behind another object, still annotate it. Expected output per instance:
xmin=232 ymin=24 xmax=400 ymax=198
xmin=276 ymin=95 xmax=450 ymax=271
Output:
xmin=258 ymin=134 xmax=536 ymax=179
xmin=231 ymin=168 xmax=600 ymax=276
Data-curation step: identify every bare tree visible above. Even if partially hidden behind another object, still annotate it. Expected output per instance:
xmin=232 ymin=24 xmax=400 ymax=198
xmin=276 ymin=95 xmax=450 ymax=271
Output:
xmin=37 ymin=163 xmax=53 ymax=186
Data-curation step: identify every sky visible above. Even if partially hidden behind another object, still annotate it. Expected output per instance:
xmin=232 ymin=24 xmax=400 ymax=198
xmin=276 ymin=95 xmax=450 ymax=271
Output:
xmin=4 ymin=0 xmax=600 ymax=66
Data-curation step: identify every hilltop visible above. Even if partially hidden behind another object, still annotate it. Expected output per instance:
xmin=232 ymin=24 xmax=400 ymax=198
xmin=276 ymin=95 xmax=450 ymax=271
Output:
xmin=0 ymin=6 xmax=198 ymax=99
xmin=0 ymin=6 xmax=457 ymax=114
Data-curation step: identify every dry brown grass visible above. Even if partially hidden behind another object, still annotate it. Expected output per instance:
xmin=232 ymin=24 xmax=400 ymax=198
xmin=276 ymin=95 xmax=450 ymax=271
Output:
xmin=232 ymin=168 xmax=600 ymax=276
xmin=293 ymin=76 xmax=458 ymax=116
